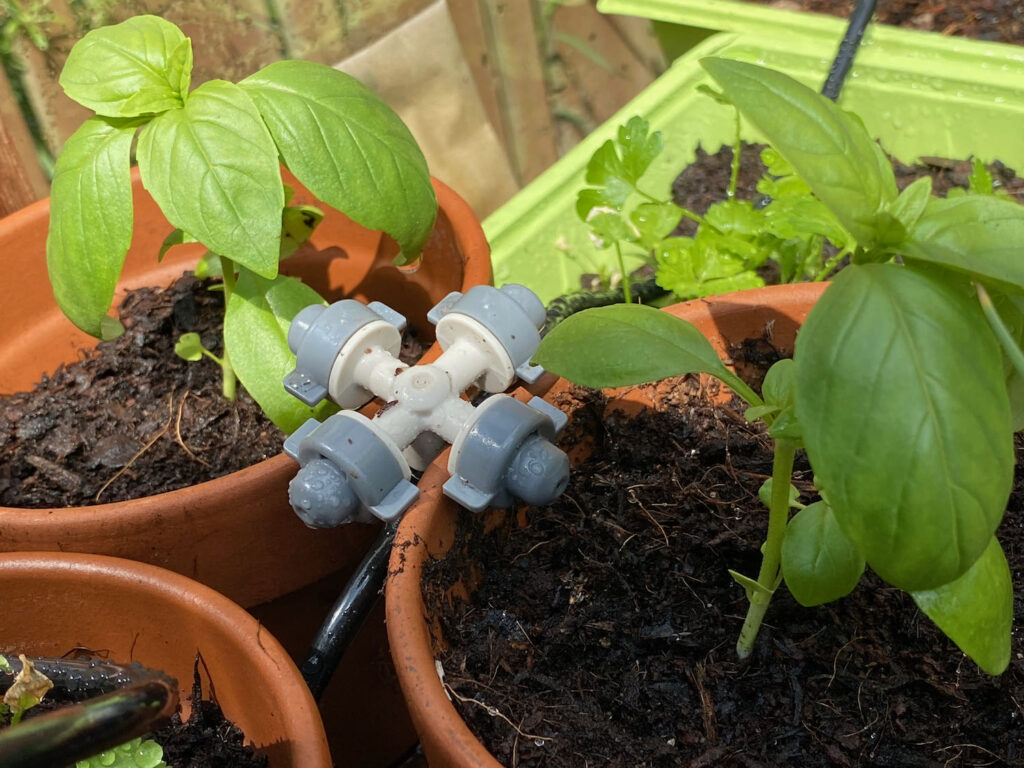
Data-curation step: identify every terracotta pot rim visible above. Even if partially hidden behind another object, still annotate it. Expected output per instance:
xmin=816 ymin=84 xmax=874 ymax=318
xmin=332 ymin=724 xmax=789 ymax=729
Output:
xmin=0 ymin=550 xmax=330 ymax=765
xmin=385 ymin=282 xmax=828 ymax=767
xmin=0 ymin=175 xmax=489 ymax=518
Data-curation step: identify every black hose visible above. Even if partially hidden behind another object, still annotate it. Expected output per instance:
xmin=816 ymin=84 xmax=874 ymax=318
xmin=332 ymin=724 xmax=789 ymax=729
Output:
xmin=542 ymin=277 xmax=668 ymax=335
xmin=301 ymin=519 xmax=399 ymax=700
xmin=0 ymin=657 xmax=178 ymax=768
xmin=821 ymin=0 xmax=879 ymax=101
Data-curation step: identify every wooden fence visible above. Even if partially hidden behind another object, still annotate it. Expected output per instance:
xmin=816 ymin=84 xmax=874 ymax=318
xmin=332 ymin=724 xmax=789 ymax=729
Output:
xmin=0 ymin=0 xmax=663 ymax=218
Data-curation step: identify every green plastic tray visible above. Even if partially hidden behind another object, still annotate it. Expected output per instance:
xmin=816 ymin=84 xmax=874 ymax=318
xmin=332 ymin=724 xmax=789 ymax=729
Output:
xmin=597 ymin=0 xmax=1024 ymax=58
xmin=484 ymin=31 xmax=1024 ymax=304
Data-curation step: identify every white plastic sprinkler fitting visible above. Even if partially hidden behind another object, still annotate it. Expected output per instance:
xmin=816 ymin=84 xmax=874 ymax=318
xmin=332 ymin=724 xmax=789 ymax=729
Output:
xmin=282 ymin=285 xmax=570 ymax=528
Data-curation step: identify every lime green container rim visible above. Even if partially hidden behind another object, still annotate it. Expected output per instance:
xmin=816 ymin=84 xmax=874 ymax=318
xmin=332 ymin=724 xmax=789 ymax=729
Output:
xmin=484 ymin=29 xmax=1024 ymax=303
xmin=597 ymin=0 xmax=1024 ymax=59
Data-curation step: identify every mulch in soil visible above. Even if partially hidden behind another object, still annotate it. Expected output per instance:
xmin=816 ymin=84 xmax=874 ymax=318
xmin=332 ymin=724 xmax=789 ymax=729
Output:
xmin=743 ymin=0 xmax=1024 ymax=45
xmin=425 ymin=377 xmax=1024 ymax=767
xmin=0 ymin=273 xmax=425 ymax=508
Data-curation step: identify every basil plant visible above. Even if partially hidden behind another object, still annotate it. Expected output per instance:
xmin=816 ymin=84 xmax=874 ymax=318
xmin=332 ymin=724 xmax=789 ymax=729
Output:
xmin=537 ymin=58 xmax=1024 ymax=675
xmin=47 ymin=15 xmax=437 ymax=432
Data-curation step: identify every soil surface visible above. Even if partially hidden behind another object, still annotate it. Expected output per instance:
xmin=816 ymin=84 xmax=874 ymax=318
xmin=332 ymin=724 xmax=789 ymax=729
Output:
xmin=425 ymin=378 xmax=1024 ymax=767
xmin=0 ymin=274 xmax=425 ymax=508
xmin=744 ymin=0 xmax=1024 ymax=44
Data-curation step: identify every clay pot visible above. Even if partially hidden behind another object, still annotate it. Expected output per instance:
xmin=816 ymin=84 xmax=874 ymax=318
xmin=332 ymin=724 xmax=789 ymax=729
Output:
xmin=384 ymin=283 xmax=827 ymax=767
xmin=0 ymin=551 xmax=331 ymax=767
xmin=0 ymin=168 xmax=491 ymax=766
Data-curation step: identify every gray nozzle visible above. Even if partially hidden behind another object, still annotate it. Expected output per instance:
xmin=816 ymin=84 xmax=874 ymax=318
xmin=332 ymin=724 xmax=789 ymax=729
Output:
xmin=288 ymin=457 xmax=359 ymax=528
xmin=506 ymin=435 xmax=570 ymax=506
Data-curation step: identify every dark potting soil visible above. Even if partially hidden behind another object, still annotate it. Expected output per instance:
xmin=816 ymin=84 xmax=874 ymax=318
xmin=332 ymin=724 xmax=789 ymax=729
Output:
xmin=742 ymin=0 xmax=1024 ymax=45
xmin=425 ymin=378 xmax=1024 ymax=767
xmin=0 ymin=274 xmax=425 ymax=508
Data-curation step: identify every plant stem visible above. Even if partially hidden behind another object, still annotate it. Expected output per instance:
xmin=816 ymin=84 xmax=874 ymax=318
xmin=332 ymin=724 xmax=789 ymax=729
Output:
xmin=615 ymin=242 xmax=633 ymax=305
xmin=736 ymin=438 xmax=797 ymax=659
xmin=218 ymin=257 xmax=239 ymax=401
xmin=728 ymin=111 xmax=741 ymax=199
xmin=977 ymin=282 xmax=1024 ymax=381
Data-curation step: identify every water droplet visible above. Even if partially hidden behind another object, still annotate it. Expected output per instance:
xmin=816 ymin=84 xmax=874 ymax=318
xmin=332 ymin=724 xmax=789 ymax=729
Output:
xmin=534 ymin=739 xmax=546 ymax=747
xmin=487 ymin=706 xmax=498 ymax=717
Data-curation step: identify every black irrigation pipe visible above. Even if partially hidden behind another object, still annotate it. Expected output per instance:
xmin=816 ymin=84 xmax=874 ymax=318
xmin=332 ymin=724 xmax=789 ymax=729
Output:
xmin=294 ymin=0 xmax=883 ymax=702
xmin=821 ymin=0 xmax=879 ymax=101
xmin=301 ymin=518 xmax=400 ymax=701
xmin=0 ymin=657 xmax=178 ymax=768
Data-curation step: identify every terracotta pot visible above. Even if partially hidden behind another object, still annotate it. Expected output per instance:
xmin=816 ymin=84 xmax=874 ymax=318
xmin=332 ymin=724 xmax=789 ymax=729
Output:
xmin=0 ymin=168 xmax=491 ymax=766
xmin=0 ymin=551 xmax=331 ymax=767
xmin=384 ymin=283 xmax=827 ymax=767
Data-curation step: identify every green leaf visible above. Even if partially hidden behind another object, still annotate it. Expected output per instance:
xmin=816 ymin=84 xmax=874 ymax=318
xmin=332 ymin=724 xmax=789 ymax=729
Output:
xmin=100 ymin=316 xmax=125 ymax=341
xmin=225 ymin=273 xmax=334 ymax=433
xmin=76 ymin=737 xmax=167 ymax=768
xmin=781 ymin=501 xmax=865 ymax=607
xmin=533 ymin=303 xmax=761 ymax=406
xmin=46 ymin=116 xmax=136 ymax=337
xmin=911 ymin=537 xmax=1012 ymax=675
xmin=968 ymin=157 xmax=994 ymax=196
xmin=890 ymin=176 xmax=932 ymax=232
xmin=729 ymin=569 xmax=775 ymax=601
xmin=241 ymin=61 xmax=435 ymax=265
xmin=701 ymin=57 xmax=897 ymax=248
xmin=988 ymin=291 xmax=1024 ymax=431
xmin=158 ymin=228 xmax=198 ymax=260
xmin=137 ymin=80 xmax=283 ymax=278
xmin=757 ymin=478 xmax=801 ymax=509
xmin=281 ymin=204 xmax=324 ymax=259
xmin=174 ymin=332 xmax=205 ymax=362
xmin=903 ymin=194 xmax=1024 ymax=292
xmin=587 ymin=211 xmax=635 ymax=249
xmin=655 ymin=235 xmax=765 ymax=299
xmin=761 ymin=358 xmax=802 ymax=440
xmin=60 ymin=15 xmax=189 ymax=117
xmin=794 ymin=264 xmax=1013 ymax=591
xmin=631 ymin=202 xmax=682 ymax=250
xmin=615 ymin=115 xmax=662 ymax=186
xmin=583 ymin=140 xmax=632 ymax=210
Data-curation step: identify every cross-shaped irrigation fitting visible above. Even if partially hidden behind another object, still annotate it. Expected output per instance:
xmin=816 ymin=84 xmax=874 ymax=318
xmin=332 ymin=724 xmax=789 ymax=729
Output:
xmin=281 ymin=284 xmax=570 ymax=528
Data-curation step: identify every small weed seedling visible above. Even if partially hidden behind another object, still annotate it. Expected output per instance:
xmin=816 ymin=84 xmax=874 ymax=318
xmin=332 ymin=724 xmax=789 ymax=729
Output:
xmin=47 ymin=15 xmax=437 ymax=432
xmin=537 ymin=58 xmax=1024 ymax=675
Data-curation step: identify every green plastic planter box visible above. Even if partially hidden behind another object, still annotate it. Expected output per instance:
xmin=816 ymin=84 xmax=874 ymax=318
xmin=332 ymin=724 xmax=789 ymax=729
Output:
xmin=484 ymin=31 xmax=1024 ymax=304
xmin=596 ymin=0 xmax=1024 ymax=60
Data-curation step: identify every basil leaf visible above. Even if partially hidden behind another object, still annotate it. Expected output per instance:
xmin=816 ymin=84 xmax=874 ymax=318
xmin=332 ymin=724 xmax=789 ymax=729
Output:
xmin=225 ymin=272 xmax=334 ymax=433
xmin=534 ymin=303 xmax=761 ymax=406
xmin=911 ymin=537 xmax=1012 ymax=675
xmin=889 ymin=176 xmax=932 ymax=232
xmin=241 ymin=61 xmax=435 ymax=265
xmin=782 ymin=501 xmax=865 ymax=607
xmin=794 ymin=264 xmax=1013 ymax=591
xmin=60 ymin=15 xmax=190 ymax=116
xmin=137 ymin=80 xmax=283 ymax=278
xmin=701 ymin=57 xmax=897 ymax=249
xmin=46 ymin=116 xmax=136 ymax=337
xmin=903 ymin=195 xmax=1024 ymax=293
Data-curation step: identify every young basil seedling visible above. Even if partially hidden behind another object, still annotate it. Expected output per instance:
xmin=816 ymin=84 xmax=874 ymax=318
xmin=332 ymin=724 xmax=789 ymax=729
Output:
xmin=47 ymin=15 xmax=437 ymax=432
xmin=537 ymin=58 xmax=1024 ymax=676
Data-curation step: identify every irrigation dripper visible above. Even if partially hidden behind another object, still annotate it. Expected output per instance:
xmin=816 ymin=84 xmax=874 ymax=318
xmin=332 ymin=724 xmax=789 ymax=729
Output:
xmin=0 ymin=656 xmax=177 ymax=768
xmin=282 ymin=283 xmax=570 ymax=699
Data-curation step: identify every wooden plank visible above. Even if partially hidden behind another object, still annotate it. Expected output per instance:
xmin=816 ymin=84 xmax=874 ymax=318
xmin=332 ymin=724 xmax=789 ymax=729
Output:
xmin=603 ymin=12 xmax=666 ymax=77
xmin=445 ymin=0 xmax=509 ymax=153
xmin=478 ymin=0 xmax=559 ymax=185
xmin=12 ymin=0 xmax=88 ymax=156
xmin=270 ymin=0 xmax=434 ymax=65
xmin=549 ymin=1 xmax=656 ymax=129
xmin=0 ymin=65 xmax=49 ymax=217
xmin=10 ymin=0 xmax=285 ymax=158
